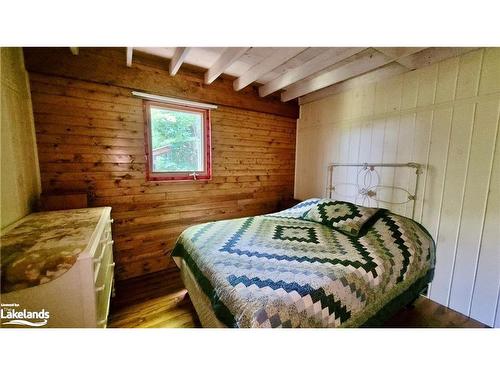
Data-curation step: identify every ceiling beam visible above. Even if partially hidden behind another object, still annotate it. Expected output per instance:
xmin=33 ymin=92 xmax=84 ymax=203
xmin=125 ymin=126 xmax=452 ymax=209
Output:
xmin=281 ymin=47 xmax=434 ymax=102
xmin=396 ymin=47 xmax=479 ymax=70
xmin=281 ymin=50 xmax=391 ymax=101
xmin=259 ymin=47 xmax=367 ymax=97
xmin=233 ymin=47 xmax=306 ymax=91
xmin=204 ymin=47 xmax=250 ymax=84
xmin=169 ymin=47 xmax=191 ymax=76
xmin=126 ymin=47 xmax=133 ymax=67
xmin=299 ymin=47 xmax=479 ymax=105
xmin=69 ymin=47 xmax=79 ymax=55
xmin=299 ymin=62 xmax=410 ymax=105
xmin=373 ymin=47 xmax=426 ymax=60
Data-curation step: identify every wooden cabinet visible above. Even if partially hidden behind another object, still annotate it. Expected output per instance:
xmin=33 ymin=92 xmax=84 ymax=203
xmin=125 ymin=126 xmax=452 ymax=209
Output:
xmin=1 ymin=207 xmax=114 ymax=328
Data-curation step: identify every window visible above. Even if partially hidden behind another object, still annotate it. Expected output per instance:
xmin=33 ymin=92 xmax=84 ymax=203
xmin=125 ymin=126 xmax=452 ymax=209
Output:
xmin=144 ymin=101 xmax=211 ymax=181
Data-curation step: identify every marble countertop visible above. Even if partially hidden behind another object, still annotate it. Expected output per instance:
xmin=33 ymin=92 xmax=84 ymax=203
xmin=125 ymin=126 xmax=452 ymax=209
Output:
xmin=1 ymin=208 xmax=106 ymax=293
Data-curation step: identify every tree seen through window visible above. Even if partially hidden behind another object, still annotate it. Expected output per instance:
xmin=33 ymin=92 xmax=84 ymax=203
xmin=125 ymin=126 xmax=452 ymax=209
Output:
xmin=150 ymin=107 xmax=203 ymax=172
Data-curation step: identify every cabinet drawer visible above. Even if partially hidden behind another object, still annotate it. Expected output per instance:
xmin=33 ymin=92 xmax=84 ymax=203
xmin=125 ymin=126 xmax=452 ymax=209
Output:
xmin=95 ymin=265 xmax=114 ymax=328
xmin=94 ymin=240 xmax=113 ymax=286
xmin=92 ymin=220 xmax=113 ymax=280
xmin=94 ymin=241 xmax=113 ymax=281
xmin=93 ymin=215 xmax=114 ymax=327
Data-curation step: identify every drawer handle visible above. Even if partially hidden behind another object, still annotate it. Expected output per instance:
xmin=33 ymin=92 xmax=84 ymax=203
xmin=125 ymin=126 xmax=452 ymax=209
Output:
xmin=93 ymin=241 xmax=113 ymax=265
xmin=95 ymin=285 xmax=105 ymax=293
xmin=109 ymin=219 xmax=114 ymax=224
xmin=109 ymin=262 xmax=116 ymax=269
xmin=93 ymin=249 xmax=107 ymax=264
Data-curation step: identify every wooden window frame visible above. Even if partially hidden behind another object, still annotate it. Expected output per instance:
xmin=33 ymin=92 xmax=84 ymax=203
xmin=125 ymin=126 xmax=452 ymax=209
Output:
xmin=144 ymin=100 xmax=212 ymax=181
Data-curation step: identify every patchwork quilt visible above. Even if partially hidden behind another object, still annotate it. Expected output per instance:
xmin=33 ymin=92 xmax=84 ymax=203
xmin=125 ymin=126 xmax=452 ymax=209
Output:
xmin=303 ymin=199 xmax=382 ymax=237
xmin=172 ymin=199 xmax=435 ymax=328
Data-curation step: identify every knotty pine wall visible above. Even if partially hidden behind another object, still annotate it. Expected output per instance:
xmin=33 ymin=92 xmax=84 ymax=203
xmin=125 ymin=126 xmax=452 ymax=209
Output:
xmin=295 ymin=48 xmax=500 ymax=327
xmin=23 ymin=48 xmax=298 ymax=281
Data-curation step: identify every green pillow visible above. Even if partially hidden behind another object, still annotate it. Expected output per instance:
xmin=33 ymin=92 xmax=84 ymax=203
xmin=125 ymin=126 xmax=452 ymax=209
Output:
xmin=303 ymin=199 xmax=383 ymax=237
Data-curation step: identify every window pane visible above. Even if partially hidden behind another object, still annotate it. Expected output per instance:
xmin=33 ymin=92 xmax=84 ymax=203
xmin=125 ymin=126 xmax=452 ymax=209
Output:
xmin=150 ymin=107 xmax=204 ymax=172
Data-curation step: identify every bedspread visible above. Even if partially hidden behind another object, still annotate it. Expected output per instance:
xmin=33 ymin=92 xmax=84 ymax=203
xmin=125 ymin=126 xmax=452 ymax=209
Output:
xmin=172 ymin=199 xmax=435 ymax=327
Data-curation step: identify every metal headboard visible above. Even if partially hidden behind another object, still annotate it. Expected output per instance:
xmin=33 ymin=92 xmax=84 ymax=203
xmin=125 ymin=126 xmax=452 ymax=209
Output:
xmin=326 ymin=162 xmax=422 ymax=220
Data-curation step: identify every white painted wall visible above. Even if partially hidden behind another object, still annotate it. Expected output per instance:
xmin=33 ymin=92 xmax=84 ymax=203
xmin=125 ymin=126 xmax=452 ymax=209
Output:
xmin=295 ymin=48 xmax=500 ymax=327
xmin=0 ymin=47 xmax=41 ymax=229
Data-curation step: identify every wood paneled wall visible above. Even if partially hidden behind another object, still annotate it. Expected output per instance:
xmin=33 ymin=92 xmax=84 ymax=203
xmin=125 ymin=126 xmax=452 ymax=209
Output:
xmin=295 ymin=48 xmax=500 ymax=327
xmin=23 ymin=48 xmax=298 ymax=281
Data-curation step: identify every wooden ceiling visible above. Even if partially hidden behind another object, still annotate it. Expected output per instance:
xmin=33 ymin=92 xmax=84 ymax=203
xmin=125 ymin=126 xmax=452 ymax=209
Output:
xmin=75 ymin=47 xmax=479 ymax=103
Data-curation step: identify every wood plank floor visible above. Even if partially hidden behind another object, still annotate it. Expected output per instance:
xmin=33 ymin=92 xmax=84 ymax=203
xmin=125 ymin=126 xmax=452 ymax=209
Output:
xmin=108 ymin=269 xmax=488 ymax=328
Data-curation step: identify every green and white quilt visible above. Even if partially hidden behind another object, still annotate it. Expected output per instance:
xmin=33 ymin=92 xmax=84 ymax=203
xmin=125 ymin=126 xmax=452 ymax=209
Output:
xmin=172 ymin=199 xmax=435 ymax=328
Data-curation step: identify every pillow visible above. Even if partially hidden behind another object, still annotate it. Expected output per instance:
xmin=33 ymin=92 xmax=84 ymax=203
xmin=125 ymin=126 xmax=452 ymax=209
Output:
xmin=303 ymin=199 xmax=383 ymax=237
xmin=267 ymin=198 xmax=321 ymax=219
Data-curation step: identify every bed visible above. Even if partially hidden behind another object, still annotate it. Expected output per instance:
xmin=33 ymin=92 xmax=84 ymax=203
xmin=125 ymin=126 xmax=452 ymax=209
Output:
xmin=172 ymin=163 xmax=436 ymax=328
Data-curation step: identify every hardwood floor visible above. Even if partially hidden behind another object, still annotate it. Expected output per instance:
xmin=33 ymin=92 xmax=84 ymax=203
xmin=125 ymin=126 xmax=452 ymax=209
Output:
xmin=108 ymin=269 xmax=488 ymax=328
xmin=109 ymin=268 xmax=200 ymax=328
xmin=382 ymin=297 xmax=488 ymax=328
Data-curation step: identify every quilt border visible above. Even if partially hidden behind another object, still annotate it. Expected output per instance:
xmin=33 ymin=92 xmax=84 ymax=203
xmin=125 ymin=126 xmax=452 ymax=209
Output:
xmin=172 ymin=242 xmax=433 ymax=328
